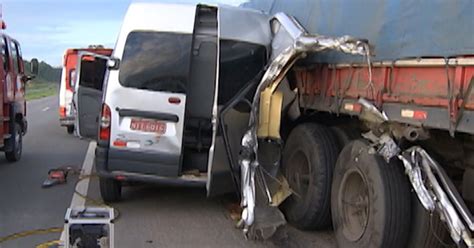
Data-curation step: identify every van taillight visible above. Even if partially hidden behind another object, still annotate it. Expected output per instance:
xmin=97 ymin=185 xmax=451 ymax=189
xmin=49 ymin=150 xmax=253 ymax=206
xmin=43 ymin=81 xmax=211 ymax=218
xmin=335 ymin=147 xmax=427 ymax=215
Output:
xmin=99 ymin=103 xmax=111 ymax=141
xmin=59 ymin=106 xmax=66 ymax=117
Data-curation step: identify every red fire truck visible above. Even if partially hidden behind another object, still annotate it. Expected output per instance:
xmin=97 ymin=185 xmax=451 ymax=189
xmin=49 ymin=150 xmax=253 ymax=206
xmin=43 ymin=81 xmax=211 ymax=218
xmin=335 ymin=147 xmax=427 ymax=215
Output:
xmin=0 ymin=19 xmax=33 ymax=161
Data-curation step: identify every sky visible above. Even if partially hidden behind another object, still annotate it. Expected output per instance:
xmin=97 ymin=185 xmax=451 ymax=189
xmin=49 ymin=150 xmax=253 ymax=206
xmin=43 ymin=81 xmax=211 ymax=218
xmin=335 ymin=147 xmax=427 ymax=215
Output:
xmin=1 ymin=0 xmax=250 ymax=66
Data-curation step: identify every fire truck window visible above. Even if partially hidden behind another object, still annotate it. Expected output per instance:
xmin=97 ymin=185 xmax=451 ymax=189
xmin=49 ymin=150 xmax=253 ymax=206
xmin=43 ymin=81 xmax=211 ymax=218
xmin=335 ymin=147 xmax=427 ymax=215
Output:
xmin=79 ymin=58 xmax=107 ymax=91
xmin=10 ymin=41 xmax=19 ymax=73
xmin=13 ymin=42 xmax=22 ymax=73
xmin=1 ymin=38 xmax=8 ymax=72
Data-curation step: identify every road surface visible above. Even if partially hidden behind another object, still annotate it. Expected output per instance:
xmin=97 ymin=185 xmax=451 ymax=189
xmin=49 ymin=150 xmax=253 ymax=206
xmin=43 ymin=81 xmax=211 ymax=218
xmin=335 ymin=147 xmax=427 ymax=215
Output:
xmin=0 ymin=96 xmax=335 ymax=248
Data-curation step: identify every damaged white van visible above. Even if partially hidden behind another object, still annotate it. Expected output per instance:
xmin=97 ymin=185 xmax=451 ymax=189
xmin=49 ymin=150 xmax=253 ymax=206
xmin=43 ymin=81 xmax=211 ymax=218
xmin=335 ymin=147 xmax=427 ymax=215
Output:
xmin=74 ymin=3 xmax=271 ymax=201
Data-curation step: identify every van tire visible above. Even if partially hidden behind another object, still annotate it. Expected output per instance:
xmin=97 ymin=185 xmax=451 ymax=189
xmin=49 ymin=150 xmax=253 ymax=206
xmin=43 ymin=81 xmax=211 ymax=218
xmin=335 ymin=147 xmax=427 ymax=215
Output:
xmin=5 ymin=122 xmax=22 ymax=162
xmin=67 ymin=126 xmax=74 ymax=134
xmin=331 ymin=140 xmax=411 ymax=248
xmin=99 ymin=177 xmax=122 ymax=202
xmin=281 ymin=123 xmax=339 ymax=230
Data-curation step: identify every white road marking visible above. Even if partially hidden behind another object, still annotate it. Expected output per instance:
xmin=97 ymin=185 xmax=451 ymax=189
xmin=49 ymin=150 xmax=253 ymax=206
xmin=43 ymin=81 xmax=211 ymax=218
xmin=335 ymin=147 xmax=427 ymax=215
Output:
xmin=42 ymin=107 xmax=50 ymax=112
xmin=59 ymin=141 xmax=96 ymax=243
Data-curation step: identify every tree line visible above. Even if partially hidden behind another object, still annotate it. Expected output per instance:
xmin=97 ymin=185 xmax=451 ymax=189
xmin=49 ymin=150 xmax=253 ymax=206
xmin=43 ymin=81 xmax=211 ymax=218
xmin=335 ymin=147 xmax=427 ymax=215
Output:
xmin=23 ymin=60 xmax=61 ymax=84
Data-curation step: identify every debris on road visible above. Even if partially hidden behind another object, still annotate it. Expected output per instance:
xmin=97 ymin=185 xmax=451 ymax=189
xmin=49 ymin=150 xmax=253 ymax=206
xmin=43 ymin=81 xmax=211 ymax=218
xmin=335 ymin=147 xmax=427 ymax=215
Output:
xmin=41 ymin=166 xmax=79 ymax=188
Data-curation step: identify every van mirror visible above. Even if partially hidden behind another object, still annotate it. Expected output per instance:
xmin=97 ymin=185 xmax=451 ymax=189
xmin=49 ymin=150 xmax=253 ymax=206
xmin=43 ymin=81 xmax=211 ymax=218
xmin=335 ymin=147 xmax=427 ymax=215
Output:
xmin=107 ymin=58 xmax=120 ymax=70
xmin=30 ymin=58 xmax=39 ymax=75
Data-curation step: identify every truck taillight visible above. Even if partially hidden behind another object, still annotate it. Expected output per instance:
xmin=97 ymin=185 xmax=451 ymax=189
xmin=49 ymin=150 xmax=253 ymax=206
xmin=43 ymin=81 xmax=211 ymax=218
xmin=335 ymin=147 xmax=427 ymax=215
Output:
xmin=99 ymin=103 xmax=111 ymax=141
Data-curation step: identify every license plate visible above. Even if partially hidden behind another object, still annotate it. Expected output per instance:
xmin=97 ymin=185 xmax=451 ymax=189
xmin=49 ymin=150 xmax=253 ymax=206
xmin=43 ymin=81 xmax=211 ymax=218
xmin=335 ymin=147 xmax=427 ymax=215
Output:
xmin=130 ymin=119 xmax=166 ymax=134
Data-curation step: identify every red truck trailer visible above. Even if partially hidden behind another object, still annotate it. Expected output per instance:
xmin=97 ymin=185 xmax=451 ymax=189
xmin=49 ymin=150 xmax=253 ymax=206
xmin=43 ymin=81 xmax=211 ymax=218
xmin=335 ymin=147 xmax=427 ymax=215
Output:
xmin=0 ymin=20 xmax=32 ymax=162
xmin=59 ymin=46 xmax=112 ymax=134
xmin=288 ymin=55 xmax=474 ymax=248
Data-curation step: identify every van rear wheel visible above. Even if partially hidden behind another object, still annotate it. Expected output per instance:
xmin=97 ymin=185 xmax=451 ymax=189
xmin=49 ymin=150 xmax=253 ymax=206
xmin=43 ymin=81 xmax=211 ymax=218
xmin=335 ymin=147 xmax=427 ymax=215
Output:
xmin=99 ymin=177 xmax=122 ymax=202
xmin=331 ymin=140 xmax=411 ymax=248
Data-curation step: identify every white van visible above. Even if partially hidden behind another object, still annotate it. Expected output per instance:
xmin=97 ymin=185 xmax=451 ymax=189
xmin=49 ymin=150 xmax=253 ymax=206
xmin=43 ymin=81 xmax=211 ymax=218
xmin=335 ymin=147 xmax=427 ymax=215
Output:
xmin=74 ymin=3 xmax=271 ymax=201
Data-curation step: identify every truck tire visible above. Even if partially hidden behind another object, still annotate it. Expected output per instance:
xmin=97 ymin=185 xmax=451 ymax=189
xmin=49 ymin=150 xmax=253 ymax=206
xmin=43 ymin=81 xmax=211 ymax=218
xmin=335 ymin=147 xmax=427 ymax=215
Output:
xmin=281 ymin=123 xmax=339 ymax=230
xmin=99 ymin=177 xmax=122 ymax=202
xmin=407 ymin=193 xmax=453 ymax=248
xmin=67 ymin=125 xmax=74 ymax=134
xmin=331 ymin=140 xmax=411 ymax=248
xmin=5 ymin=122 xmax=22 ymax=162
xmin=330 ymin=126 xmax=360 ymax=148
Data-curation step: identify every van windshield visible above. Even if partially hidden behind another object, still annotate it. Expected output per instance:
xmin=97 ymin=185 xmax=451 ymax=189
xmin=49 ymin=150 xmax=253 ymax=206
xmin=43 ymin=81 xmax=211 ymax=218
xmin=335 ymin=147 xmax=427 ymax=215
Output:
xmin=119 ymin=31 xmax=192 ymax=93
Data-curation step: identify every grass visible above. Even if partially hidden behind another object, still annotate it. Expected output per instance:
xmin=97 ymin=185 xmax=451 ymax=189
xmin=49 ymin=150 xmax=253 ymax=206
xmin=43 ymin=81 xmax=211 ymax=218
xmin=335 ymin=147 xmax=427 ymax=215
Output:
xmin=25 ymin=82 xmax=58 ymax=101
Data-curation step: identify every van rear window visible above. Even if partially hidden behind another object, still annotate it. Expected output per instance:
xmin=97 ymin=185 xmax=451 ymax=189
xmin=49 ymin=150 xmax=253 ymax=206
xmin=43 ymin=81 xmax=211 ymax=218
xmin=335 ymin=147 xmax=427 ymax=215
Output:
xmin=119 ymin=31 xmax=192 ymax=93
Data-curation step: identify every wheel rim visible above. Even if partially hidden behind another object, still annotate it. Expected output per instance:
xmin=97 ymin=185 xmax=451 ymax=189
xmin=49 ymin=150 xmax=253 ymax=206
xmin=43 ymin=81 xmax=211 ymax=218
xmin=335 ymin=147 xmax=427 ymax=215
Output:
xmin=287 ymin=150 xmax=311 ymax=199
xmin=339 ymin=168 xmax=370 ymax=242
xmin=15 ymin=128 xmax=21 ymax=155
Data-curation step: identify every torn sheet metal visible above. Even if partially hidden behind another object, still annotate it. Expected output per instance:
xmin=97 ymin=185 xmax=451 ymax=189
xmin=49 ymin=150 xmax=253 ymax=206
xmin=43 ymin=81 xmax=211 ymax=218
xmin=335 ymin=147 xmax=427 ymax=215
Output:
xmin=238 ymin=12 xmax=371 ymax=235
xmin=369 ymin=131 xmax=473 ymax=246
xmin=358 ymin=98 xmax=388 ymax=123
xmin=399 ymin=147 xmax=473 ymax=246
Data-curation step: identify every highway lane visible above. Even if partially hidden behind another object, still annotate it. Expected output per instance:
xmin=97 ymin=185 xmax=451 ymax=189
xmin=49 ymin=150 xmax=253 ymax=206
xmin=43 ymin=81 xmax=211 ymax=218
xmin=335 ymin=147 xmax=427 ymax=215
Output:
xmin=85 ymin=181 xmax=336 ymax=248
xmin=0 ymin=96 xmax=90 ymax=248
xmin=0 ymin=94 xmax=336 ymax=248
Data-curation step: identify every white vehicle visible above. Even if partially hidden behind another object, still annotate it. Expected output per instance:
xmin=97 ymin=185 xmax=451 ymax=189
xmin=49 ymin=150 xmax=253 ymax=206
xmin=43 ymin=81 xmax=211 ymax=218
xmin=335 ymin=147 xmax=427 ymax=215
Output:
xmin=59 ymin=48 xmax=112 ymax=134
xmin=74 ymin=3 xmax=270 ymax=201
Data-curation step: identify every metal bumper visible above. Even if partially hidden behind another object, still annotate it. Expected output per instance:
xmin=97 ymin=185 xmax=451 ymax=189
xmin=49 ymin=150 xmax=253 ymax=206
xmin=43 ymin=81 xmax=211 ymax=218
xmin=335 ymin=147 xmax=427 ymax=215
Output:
xmin=94 ymin=145 xmax=205 ymax=187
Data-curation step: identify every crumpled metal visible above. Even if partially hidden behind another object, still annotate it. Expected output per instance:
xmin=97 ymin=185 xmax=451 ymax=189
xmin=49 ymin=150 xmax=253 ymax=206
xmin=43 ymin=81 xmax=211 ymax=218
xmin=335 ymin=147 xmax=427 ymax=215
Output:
xmin=399 ymin=147 xmax=473 ymax=246
xmin=238 ymin=12 xmax=371 ymax=234
xmin=371 ymin=132 xmax=473 ymax=246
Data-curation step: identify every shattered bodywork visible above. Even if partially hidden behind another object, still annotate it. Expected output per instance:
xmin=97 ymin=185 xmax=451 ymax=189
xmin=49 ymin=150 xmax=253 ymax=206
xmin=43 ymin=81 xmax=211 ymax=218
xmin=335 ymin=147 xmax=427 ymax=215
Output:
xmin=357 ymin=100 xmax=474 ymax=246
xmin=236 ymin=11 xmax=474 ymax=247
xmin=238 ymin=13 xmax=371 ymax=236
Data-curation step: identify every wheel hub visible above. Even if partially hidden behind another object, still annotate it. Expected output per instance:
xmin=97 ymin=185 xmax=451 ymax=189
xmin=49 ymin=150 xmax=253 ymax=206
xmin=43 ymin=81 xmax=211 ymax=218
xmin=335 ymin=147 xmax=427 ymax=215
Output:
xmin=288 ymin=150 xmax=311 ymax=198
xmin=339 ymin=169 xmax=370 ymax=242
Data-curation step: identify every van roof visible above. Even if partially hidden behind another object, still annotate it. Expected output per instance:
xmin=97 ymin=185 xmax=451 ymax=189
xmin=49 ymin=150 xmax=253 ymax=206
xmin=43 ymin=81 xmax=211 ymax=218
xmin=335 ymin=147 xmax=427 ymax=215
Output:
xmin=121 ymin=3 xmax=197 ymax=35
xmin=120 ymin=2 xmax=271 ymax=46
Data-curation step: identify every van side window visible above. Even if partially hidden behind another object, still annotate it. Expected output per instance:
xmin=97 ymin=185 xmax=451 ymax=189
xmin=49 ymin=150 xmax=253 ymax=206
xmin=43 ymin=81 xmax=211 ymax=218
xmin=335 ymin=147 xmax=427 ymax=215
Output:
xmin=1 ymin=37 xmax=8 ymax=72
xmin=119 ymin=31 xmax=192 ymax=93
xmin=10 ymin=41 xmax=19 ymax=73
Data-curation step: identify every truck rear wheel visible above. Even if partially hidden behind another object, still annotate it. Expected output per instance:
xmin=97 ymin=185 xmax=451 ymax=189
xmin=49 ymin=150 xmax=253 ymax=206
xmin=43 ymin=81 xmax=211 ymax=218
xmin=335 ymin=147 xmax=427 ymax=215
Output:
xmin=99 ymin=177 xmax=122 ymax=203
xmin=331 ymin=140 xmax=411 ymax=248
xmin=407 ymin=193 xmax=453 ymax=248
xmin=281 ymin=123 xmax=339 ymax=230
xmin=5 ymin=122 xmax=22 ymax=162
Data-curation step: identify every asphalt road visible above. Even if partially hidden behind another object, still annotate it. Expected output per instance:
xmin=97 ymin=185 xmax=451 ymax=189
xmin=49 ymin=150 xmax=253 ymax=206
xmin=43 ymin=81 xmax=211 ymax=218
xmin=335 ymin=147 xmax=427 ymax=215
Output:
xmin=0 ymin=95 xmax=336 ymax=248
xmin=0 ymin=96 xmax=89 ymax=248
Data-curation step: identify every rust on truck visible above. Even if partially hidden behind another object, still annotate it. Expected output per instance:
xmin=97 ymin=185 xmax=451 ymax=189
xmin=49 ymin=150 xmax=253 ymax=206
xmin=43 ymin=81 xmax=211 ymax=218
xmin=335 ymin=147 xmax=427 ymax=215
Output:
xmin=294 ymin=57 xmax=474 ymax=135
